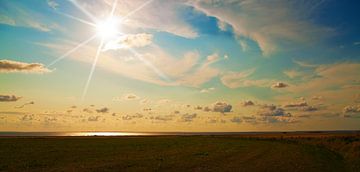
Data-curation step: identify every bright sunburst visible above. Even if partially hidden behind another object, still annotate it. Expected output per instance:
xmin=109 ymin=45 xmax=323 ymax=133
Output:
xmin=46 ymin=0 xmax=162 ymax=101
xmin=95 ymin=17 xmax=120 ymax=40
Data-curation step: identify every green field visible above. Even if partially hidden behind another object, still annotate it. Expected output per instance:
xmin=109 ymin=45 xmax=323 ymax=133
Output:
xmin=0 ymin=135 xmax=359 ymax=172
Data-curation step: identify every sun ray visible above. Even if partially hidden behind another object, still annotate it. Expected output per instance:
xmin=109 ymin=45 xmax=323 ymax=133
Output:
xmin=128 ymin=48 xmax=170 ymax=81
xmin=69 ymin=0 xmax=98 ymax=23
xmin=81 ymin=39 xmax=105 ymax=101
xmin=58 ymin=11 xmax=96 ymax=27
xmin=47 ymin=35 xmax=97 ymax=67
xmin=110 ymin=0 xmax=118 ymax=17
xmin=120 ymin=0 xmax=154 ymax=21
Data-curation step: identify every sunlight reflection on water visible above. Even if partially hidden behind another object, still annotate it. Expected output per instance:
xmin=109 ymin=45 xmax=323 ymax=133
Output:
xmin=68 ymin=132 xmax=151 ymax=136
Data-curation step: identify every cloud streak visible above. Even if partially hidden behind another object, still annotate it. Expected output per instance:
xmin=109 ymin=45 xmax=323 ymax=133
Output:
xmin=0 ymin=60 xmax=51 ymax=73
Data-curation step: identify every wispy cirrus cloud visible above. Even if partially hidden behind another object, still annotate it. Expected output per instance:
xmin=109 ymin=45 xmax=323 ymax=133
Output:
xmin=190 ymin=0 xmax=330 ymax=56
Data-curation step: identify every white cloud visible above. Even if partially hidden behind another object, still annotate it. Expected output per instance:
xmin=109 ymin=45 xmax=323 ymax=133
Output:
xmin=0 ymin=15 xmax=16 ymax=26
xmin=102 ymin=33 xmax=153 ymax=51
xmin=190 ymin=0 xmax=329 ymax=56
xmin=200 ymin=87 xmax=215 ymax=93
xmin=220 ymin=68 xmax=274 ymax=88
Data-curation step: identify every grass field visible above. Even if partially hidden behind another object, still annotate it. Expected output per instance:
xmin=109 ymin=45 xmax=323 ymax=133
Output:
xmin=0 ymin=133 xmax=359 ymax=172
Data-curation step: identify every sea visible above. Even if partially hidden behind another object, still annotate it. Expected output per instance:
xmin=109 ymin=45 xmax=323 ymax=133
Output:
xmin=0 ymin=130 xmax=358 ymax=136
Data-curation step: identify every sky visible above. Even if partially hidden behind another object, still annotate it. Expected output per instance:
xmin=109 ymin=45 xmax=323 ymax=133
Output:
xmin=0 ymin=0 xmax=359 ymax=132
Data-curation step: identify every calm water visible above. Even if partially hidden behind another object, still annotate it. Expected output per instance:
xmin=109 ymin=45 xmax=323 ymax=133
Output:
xmin=0 ymin=131 xmax=269 ymax=136
xmin=0 ymin=131 xmax=357 ymax=136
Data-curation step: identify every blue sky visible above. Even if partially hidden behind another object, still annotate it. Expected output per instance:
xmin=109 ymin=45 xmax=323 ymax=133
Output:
xmin=0 ymin=0 xmax=359 ymax=132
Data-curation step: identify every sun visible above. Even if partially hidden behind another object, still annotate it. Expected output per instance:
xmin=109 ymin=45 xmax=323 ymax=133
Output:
xmin=95 ymin=17 xmax=120 ymax=40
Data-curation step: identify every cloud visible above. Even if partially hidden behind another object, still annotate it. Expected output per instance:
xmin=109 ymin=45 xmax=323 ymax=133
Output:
xmin=180 ymin=113 xmax=197 ymax=122
xmin=21 ymin=114 xmax=35 ymax=121
xmin=241 ymin=100 xmax=255 ymax=107
xmin=206 ymin=53 xmax=220 ymax=64
xmin=301 ymin=106 xmax=318 ymax=112
xmin=343 ymin=105 xmax=360 ymax=113
xmin=42 ymin=39 xmax=219 ymax=87
xmin=230 ymin=116 xmax=242 ymax=124
xmin=96 ymin=107 xmax=109 ymax=113
xmin=343 ymin=107 xmax=360 ymax=117
xmin=204 ymin=101 xmax=232 ymax=113
xmin=88 ymin=116 xmax=101 ymax=122
xmin=190 ymin=0 xmax=329 ymax=56
xmin=283 ymin=101 xmax=307 ymax=108
xmin=194 ymin=106 xmax=202 ymax=110
xmin=0 ymin=95 xmax=21 ymax=102
xmin=98 ymin=0 xmax=198 ymax=38
xmin=220 ymin=68 xmax=264 ymax=88
xmin=114 ymin=93 xmax=140 ymax=101
xmin=257 ymin=105 xmax=291 ymax=117
xmin=47 ymin=0 xmax=59 ymax=10
xmin=15 ymin=101 xmax=34 ymax=108
xmin=200 ymin=87 xmax=215 ymax=93
xmin=0 ymin=60 xmax=51 ymax=73
xmin=151 ymin=115 xmax=174 ymax=121
xmin=0 ymin=14 xmax=16 ymax=26
xmin=311 ymin=96 xmax=323 ymax=101
xmin=0 ymin=1 xmax=57 ymax=32
xmin=102 ymin=33 xmax=153 ymax=51
xmin=283 ymin=69 xmax=304 ymax=78
xmin=83 ymin=108 xmax=93 ymax=113
xmin=122 ymin=113 xmax=144 ymax=120
xmin=271 ymin=82 xmax=288 ymax=88
xmin=293 ymin=59 xmax=318 ymax=68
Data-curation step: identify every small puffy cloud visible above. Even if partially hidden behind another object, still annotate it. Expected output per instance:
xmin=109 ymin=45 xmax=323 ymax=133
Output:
xmin=114 ymin=93 xmax=139 ymax=101
xmin=83 ymin=108 xmax=93 ymax=113
xmin=88 ymin=116 xmax=101 ymax=122
xmin=283 ymin=101 xmax=308 ymax=108
xmin=301 ymin=106 xmax=318 ymax=112
xmin=230 ymin=116 xmax=242 ymax=124
xmin=21 ymin=114 xmax=35 ymax=121
xmin=143 ymin=108 xmax=152 ymax=111
xmin=157 ymin=99 xmax=171 ymax=104
xmin=0 ymin=95 xmax=21 ymax=102
xmin=343 ymin=105 xmax=360 ymax=113
xmin=311 ymin=96 xmax=323 ymax=101
xmin=194 ymin=106 xmax=202 ymax=110
xmin=103 ymin=33 xmax=153 ymax=51
xmin=257 ymin=106 xmax=291 ymax=117
xmin=204 ymin=101 xmax=232 ymax=113
xmin=241 ymin=100 xmax=255 ymax=107
xmin=271 ymin=82 xmax=288 ymax=88
xmin=0 ymin=60 xmax=51 ymax=73
xmin=200 ymin=87 xmax=215 ymax=93
xmin=151 ymin=115 xmax=174 ymax=122
xmin=96 ymin=107 xmax=109 ymax=113
xmin=206 ymin=53 xmax=219 ymax=64
xmin=203 ymin=106 xmax=211 ymax=112
xmin=47 ymin=0 xmax=59 ymax=10
xmin=180 ymin=113 xmax=197 ymax=122
xmin=15 ymin=101 xmax=34 ymax=108
xmin=122 ymin=113 xmax=143 ymax=120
